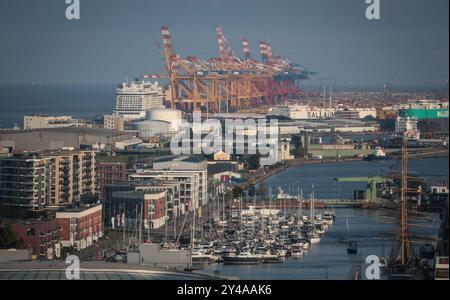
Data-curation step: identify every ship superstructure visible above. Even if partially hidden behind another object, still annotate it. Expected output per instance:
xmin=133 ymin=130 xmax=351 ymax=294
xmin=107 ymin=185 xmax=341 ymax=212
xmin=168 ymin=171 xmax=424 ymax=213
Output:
xmin=114 ymin=80 xmax=165 ymax=121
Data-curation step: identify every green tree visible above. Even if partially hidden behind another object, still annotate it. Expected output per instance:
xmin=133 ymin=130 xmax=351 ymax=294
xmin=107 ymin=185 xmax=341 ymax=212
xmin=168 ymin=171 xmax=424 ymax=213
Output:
xmin=248 ymin=155 xmax=260 ymax=170
xmin=0 ymin=223 xmax=24 ymax=249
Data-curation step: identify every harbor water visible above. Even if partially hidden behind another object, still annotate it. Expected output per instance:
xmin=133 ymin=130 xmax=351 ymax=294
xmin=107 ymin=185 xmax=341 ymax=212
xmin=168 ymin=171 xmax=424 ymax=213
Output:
xmin=0 ymin=84 xmax=114 ymax=127
xmin=198 ymin=157 xmax=447 ymax=279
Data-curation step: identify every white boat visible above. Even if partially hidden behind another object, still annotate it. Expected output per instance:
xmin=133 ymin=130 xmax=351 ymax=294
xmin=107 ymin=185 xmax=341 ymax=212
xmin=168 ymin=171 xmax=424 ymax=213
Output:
xmin=276 ymin=249 xmax=289 ymax=257
xmin=309 ymin=234 xmax=321 ymax=245
xmin=321 ymin=218 xmax=333 ymax=225
xmin=291 ymin=250 xmax=303 ymax=258
xmin=291 ymin=243 xmax=304 ymax=258
xmin=261 ymin=251 xmax=282 ymax=263
xmin=191 ymin=251 xmax=213 ymax=262
xmin=222 ymin=251 xmax=262 ymax=264
xmin=302 ymin=242 xmax=310 ymax=250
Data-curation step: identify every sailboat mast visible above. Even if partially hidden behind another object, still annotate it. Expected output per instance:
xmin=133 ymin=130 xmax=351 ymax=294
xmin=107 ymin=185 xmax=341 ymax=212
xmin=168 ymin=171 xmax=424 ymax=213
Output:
xmin=300 ymin=188 xmax=303 ymax=217
xmin=191 ymin=201 xmax=196 ymax=250
xmin=268 ymin=185 xmax=272 ymax=216
xmin=310 ymin=184 xmax=315 ymax=221
xmin=297 ymin=185 xmax=300 ymax=225
xmin=400 ymin=138 xmax=410 ymax=265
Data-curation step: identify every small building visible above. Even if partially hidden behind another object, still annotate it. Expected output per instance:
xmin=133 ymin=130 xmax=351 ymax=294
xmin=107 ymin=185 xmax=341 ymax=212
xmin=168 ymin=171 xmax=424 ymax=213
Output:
xmin=0 ymin=249 xmax=31 ymax=263
xmin=280 ymin=138 xmax=294 ymax=161
xmin=127 ymin=243 xmax=191 ymax=271
xmin=103 ymin=114 xmax=124 ymax=131
xmin=212 ymin=171 xmax=242 ymax=182
xmin=55 ymin=204 xmax=103 ymax=250
xmin=431 ymin=186 xmax=449 ymax=194
xmin=10 ymin=219 xmax=61 ymax=259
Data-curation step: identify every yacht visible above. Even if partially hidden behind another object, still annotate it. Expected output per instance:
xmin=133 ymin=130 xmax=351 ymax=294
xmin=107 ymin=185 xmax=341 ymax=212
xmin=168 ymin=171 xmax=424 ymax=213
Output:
xmin=222 ymin=251 xmax=262 ymax=264
xmin=309 ymin=233 xmax=321 ymax=245
xmin=261 ymin=251 xmax=283 ymax=263
xmin=291 ymin=243 xmax=304 ymax=258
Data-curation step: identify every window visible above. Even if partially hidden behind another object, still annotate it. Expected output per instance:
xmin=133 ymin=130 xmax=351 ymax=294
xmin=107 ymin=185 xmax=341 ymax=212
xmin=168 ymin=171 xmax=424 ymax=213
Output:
xmin=26 ymin=228 xmax=35 ymax=236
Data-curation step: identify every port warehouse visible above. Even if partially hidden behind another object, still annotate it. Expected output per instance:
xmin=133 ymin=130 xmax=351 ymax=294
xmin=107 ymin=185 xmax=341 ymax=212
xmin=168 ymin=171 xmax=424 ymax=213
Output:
xmin=0 ymin=118 xmax=379 ymax=149
xmin=398 ymin=108 xmax=449 ymax=133
xmin=398 ymin=108 xmax=449 ymax=119
xmin=0 ymin=127 xmax=140 ymax=151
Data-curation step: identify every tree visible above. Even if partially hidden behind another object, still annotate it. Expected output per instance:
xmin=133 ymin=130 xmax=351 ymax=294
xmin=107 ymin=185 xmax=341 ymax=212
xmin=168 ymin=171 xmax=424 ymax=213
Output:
xmin=248 ymin=155 xmax=260 ymax=170
xmin=0 ymin=223 xmax=24 ymax=249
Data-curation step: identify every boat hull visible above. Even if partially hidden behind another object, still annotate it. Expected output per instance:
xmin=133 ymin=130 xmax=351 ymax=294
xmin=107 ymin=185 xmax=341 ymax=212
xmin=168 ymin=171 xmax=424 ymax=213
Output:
xmin=222 ymin=256 xmax=262 ymax=265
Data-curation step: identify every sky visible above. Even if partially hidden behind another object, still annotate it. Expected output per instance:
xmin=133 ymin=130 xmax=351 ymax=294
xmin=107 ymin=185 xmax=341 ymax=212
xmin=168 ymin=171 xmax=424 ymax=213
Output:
xmin=0 ymin=0 xmax=448 ymax=88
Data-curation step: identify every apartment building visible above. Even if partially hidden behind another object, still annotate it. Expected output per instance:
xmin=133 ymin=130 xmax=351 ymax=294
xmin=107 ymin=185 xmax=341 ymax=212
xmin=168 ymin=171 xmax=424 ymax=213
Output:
xmin=103 ymin=180 xmax=181 ymax=226
xmin=103 ymin=114 xmax=124 ymax=131
xmin=97 ymin=162 xmax=127 ymax=200
xmin=55 ymin=204 xmax=103 ymax=250
xmin=0 ymin=150 xmax=97 ymax=213
xmin=109 ymin=191 xmax=167 ymax=229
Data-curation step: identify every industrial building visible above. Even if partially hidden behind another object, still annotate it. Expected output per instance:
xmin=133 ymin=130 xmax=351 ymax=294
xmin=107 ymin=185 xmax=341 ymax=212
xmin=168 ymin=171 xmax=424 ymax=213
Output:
xmin=131 ymin=108 xmax=183 ymax=138
xmin=23 ymin=115 xmax=92 ymax=130
xmin=0 ymin=127 xmax=140 ymax=151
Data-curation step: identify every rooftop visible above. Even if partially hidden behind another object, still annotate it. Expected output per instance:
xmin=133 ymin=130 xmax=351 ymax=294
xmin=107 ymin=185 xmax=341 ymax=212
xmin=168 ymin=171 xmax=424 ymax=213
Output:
xmin=0 ymin=260 xmax=218 ymax=280
xmin=154 ymin=155 xmax=206 ymax=164
xmin=0 ymin=127 xmax=135 ymax=137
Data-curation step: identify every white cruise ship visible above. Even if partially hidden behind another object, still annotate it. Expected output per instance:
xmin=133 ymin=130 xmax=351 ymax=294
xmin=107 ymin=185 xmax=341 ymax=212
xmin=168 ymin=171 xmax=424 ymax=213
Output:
xmin=114 ymin=80 xmax=165 ymax=121
xmin=267 ymin=104 xmax=377 ymax=120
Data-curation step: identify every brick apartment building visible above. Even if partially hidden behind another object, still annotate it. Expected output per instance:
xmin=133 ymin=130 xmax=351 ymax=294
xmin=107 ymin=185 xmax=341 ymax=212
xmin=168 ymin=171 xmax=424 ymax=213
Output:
xmin=55 ymin=204 xmax=103 ymax=250
xmin=97 ymin=162 xmax=127 ymax=200
xmin=10 ymin=219 xmax=61 ymax=259
xmin=109 ymin=191 xmax=167 ymax=229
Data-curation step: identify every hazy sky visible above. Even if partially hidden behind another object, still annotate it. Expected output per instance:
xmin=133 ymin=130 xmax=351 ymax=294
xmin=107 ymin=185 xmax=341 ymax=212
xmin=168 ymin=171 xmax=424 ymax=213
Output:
xmin=0 ymin=0 xmax=448 ymax=87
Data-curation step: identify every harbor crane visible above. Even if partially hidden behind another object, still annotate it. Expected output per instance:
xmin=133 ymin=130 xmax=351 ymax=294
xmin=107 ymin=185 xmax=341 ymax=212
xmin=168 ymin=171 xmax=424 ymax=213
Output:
xmin=154 ymin=25 xmax=315 ymax=112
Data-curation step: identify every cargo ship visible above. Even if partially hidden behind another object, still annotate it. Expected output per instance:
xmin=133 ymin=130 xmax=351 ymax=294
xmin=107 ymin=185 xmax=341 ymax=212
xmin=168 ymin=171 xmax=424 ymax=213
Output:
xmin=267 ymin=104 xmax=377 ymax=120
